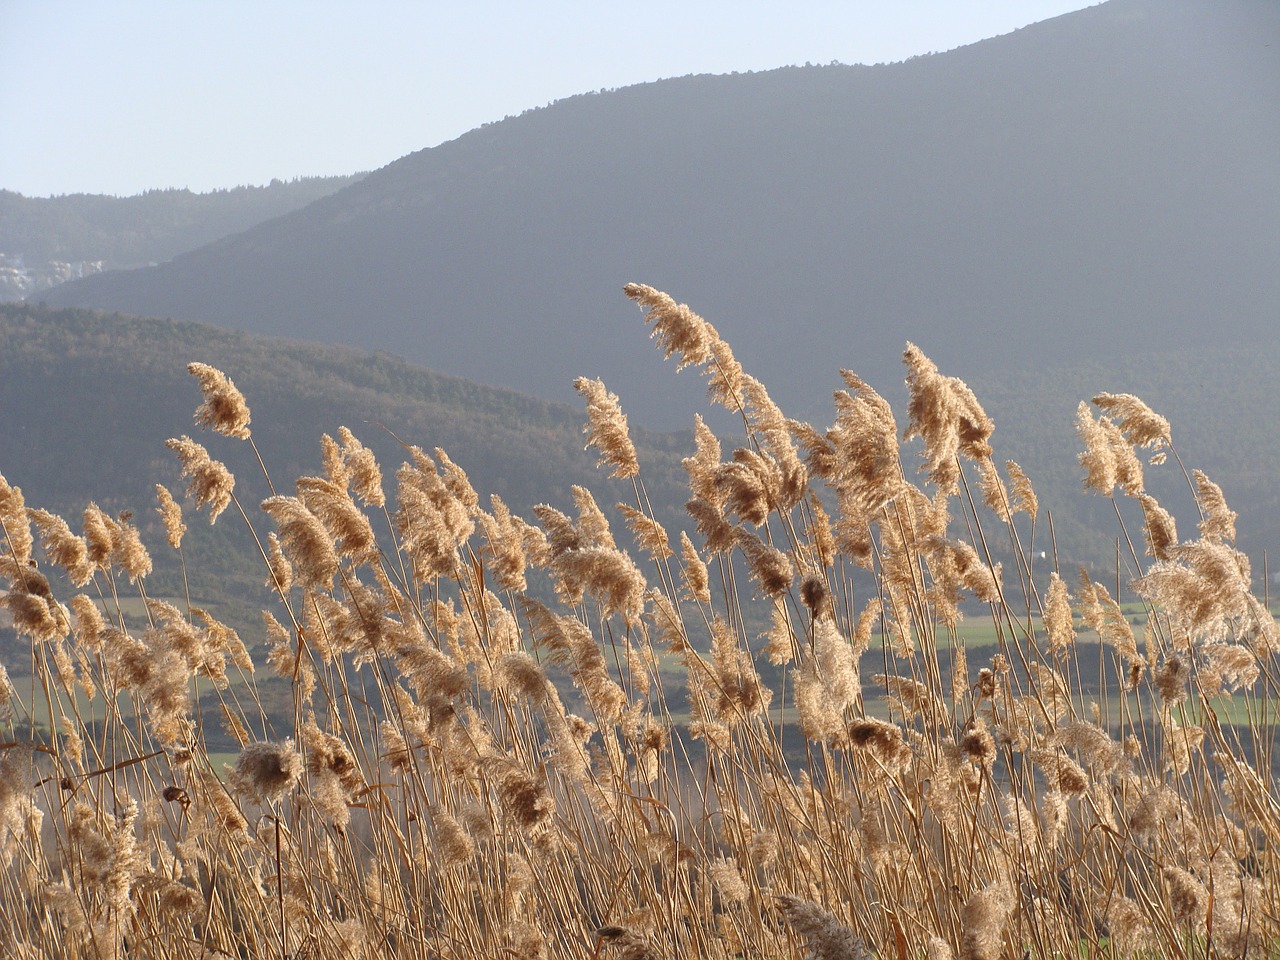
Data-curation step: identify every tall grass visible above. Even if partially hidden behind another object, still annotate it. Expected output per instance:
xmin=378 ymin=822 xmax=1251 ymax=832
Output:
xmin=1 ymin=284 xmax=1277 ymax=959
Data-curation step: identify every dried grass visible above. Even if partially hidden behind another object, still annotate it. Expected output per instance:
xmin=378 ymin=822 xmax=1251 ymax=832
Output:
xmin=0 ymin=298 xmax=1277 ymax=959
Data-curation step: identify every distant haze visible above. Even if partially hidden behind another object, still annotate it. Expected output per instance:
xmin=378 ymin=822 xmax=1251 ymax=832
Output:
xmin=46 ymin=0 xmax=1280 ymax=432
xmin=2 ymin=1 xmax=1094 ymax=197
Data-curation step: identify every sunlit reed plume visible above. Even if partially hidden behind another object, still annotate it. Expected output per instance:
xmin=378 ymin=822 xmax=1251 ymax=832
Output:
xmin=4 ymin=282 xmax=1280 ymax=960
xmin=187 ymin=361 xmax=252 ymax=439
xmin=574 ymin=376 xmax=639 ymax=479
xmin=165 ymin=435 xmax=236 ymax=522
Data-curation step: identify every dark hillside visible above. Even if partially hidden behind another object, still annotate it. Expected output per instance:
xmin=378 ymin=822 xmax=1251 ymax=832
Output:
xmin=0 ymin=176 xmax=362 ymax=299
xmin=3 ymin=303 xmax=1278 ymax=595
xmin=0 ymin=303 xmax=690 ymax=607
xmin=44 ymin=0 xmax=1280 ymax=432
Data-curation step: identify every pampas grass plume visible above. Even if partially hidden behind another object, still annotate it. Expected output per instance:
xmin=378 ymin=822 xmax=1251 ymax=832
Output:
xmin=187 ymin=361 xmax=252 ymax=439
xmin=574 ymin=376 xmax=639 ymax=479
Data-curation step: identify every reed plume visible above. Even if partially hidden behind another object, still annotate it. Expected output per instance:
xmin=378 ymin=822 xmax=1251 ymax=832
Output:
xmin=0 ymin=472 xmax=33 ymax=564
xmin=187 ymin=361 xmax=252 ymax=439
xmin=574 ymin=376 xmax=639 ymax=479
xmin=166 ymin=435 xmax=235 ymax=522
xmin=2 ymin=282 xmax=1278 ymax=960
xmin=903 ymin=342 xmax=994 ymax=494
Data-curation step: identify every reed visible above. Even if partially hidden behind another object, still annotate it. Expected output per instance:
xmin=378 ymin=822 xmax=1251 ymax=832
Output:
xmin=0 ymin=285 xmax=1276 ymax=959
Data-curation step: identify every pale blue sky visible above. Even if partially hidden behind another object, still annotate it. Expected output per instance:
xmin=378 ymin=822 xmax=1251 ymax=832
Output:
xmin=1 ymin=1 xmax=1097 ymax=197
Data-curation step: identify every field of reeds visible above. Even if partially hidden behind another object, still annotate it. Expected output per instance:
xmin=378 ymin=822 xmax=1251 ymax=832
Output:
xmin=2 ymin=284 xmax=1278 ymax=959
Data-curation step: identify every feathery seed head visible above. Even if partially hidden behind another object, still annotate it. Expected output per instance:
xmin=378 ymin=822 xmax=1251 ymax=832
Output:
xmin=706 ymin=328 xmax=745 ymax=409
xmin=433 ymin=810 xmax=475 ymax=867
xmin=261 ymin=495 xmax=338 ymax=587
xmin=775 ymin=895 xmax=867 ymax=960
xmin=551 ymin=544 xmax=648 ymax=620
xmin=959 ymin=881 xmax=1013 ymax=960
xmin=493 ymin=651 xmax=551 ymax=703
xmin=0 ymin=473 xmax=33 ymax=564
xmin=1193 ymin=469 xmax=1236 ymax=543
xmin=187 ymin=362 xmax=251 ymax=439
xmin=1076 ymin=402 xmax=1143 ymax=496
xmin=493 ymin=760 xmax=555 ymax=832
xmin=976 ymin=458 xmax=1011 ymax=523
xmin=1005 ymin=460 xmax=1038 ymax=518
xmin=625 ymin=282 xmax=713 ymax=370
xmin=571 ymin=485 xmax=615 ymax=550
xmin=155 ymin=484 xmax=187 ymax=550
xmin=0 ymin=557 xmax=70 ymax=642
xmin=166 ymin=437 xmax=235 ymax=523
xmin=619 ymin=503 xmax=671 ymax=558
xmin=1155 ymin=656 xmax=1190 ymax=706
xmin=742 ymin=374 xmax=807 ymax=507
xmin=1044 ymin=572 xmax=1075 ymax=653
xmin=575 ymin=377 xmax=640 ymax=479
xmin=847 ymin=717 xmax=912 ymax=772
xmin=296 ymin=475 xmax=378 ymax=564
xmin=1137 ymin=493 xmax=1177 ymax=560
xmin=683 ymin=414 xmax=724 ymax=503
xmin=0 ymin=745 xmax=36 ymax=862
xmin=1092 ymin=392 xmax=1170 ymax=449
xmin=81 ymin=501 xmax=117 ymax=569
xmin=709 ymin=857 xmax=749 ymax=904
xmin=29 ymin=508 xmax=93 ymax=585
xmin=960 ymin=717 xmax=997 ymax=768
xmin=231 ymin=740 xmax=303 ymax=804
xmin=734 ymin=529 xmax=793 ymax=598
xmin=686 ymin=497 xmax=737 ymax=554
xmin=903 ymin=342 xmax=994 ymax=494
xmin=337 ymin=427 xmax=385 ymax=507
xmin=800 ymin=572 xmax=833 ymax=620
xmin=679 ymin=530 xmax=711 ymax=604
xmin=479 ymin=495 xmax=531 ymax=592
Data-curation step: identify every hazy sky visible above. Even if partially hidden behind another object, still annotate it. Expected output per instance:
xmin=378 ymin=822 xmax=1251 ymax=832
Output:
xmin=2 ymin=1 xmax=1097 ymax=197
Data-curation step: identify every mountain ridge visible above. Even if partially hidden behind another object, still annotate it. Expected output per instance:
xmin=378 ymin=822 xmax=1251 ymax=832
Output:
xmin=4 ymin=301 xmax=1278 ymax=586
xmin=42 ymin=0 xmax=1280 ymax=432
xmin=0 ymin=176 xmax=363 ymax=300
xmin=0 ymin=302 xmax=696 ymax=607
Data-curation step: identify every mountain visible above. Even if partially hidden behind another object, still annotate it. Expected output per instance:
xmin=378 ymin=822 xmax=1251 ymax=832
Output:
xmin=966 ymin=346 xmax=1280 ymax=575
xmin=42 ymin=0 xmax=1280 ymax=433
xmin=4 ymin=302 xmax=1279 ymax=603
xmin=0 ymin=176 xmax=362 ymax=301
xmin=0 ymin=303 xmax=691 ymax=609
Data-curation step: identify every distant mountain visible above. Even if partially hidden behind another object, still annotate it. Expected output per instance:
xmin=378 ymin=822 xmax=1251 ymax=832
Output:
xmin=0 ymin=175 xmax=362 ymax=300
xmin=4 ymin=302 xmax=1278 ymax=602
xmin=966 ymin=345 xmax=1280 ymax=577
xmin=0 ymin=303 xmax=691 ymax=609
xmin=44 ymin=0 xmax=1280 ymax=433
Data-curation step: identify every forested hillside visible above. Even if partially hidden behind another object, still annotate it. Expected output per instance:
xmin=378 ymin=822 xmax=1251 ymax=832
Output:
xmin=968 ymin=348 xmax=1280 ymax=576
xmin=0 ymin=303 xmax=690 ymax=610
xmin=0 ymin=175 xmax=362 ymax=299
xmin=44 ymin=0 xmax=1280 ymax=433
xmin=4 ymin=302 xmax=1278 ymax=603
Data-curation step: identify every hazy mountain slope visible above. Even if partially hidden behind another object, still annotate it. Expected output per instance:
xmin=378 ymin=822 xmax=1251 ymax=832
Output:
xmin=967 ymin=345 xmax=1280 ymax=574
xmin=0 ymin=303 xmax=690 ymax=607
xmin=4 ymin=302 xmax=1278 ymax=599
xmin=45 ymin=0 xmax=1280 ymax=431
xmin=0 ymin=176 xmax=362 ymax=299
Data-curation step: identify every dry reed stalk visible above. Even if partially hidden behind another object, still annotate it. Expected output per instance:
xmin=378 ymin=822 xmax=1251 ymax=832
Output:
xmin=0 ymin=285 xmax=1278 ymax=959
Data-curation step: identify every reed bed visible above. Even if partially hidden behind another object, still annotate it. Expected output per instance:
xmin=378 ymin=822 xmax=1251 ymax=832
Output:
xmin=1 ymin=285 xmax=1278 ymax=959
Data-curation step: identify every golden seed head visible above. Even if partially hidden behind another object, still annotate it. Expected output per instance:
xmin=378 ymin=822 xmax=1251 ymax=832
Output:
xmin=187 ymin=361 xmax=252 ymax=439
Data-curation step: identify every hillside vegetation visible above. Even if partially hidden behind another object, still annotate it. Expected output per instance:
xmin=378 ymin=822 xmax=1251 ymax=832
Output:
xmin=0 ymin=176 xmax=361 ymax=300
xmin=967 ymin=348 xmax=1280 ymax=580
xmin=4 ymin=302 xmax=1277 ymax=591
xmin=0 ymin=303 xmax=690 ymax=609
xmin=43 ymin=0 xmax=1280 ymax=432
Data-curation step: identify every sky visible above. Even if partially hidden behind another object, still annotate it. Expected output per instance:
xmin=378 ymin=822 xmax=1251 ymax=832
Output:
xmin=1 ymin=1 xmax=1097 ymax=198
